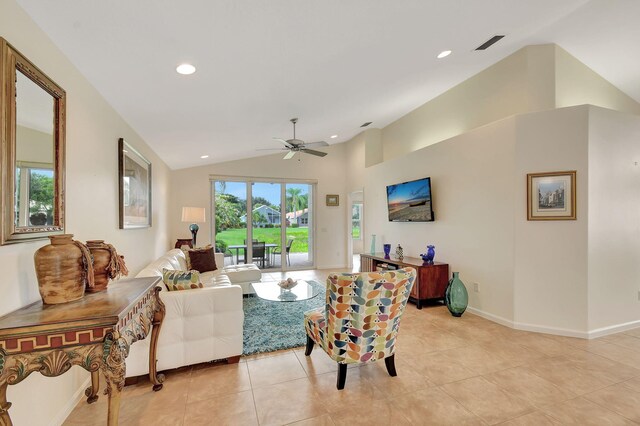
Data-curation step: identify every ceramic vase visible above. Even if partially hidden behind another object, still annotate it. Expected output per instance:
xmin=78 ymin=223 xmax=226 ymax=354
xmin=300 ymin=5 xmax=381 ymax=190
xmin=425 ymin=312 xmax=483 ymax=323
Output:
xmin=34 ymin=234 xmax=95 ymax=304
xmin=86 ymin=240 xmax=129 ymax=292
xmin=395 ymin=244 xmax=404 ymax=259
xmin=445 ymin=272 xmax=468 ymax=317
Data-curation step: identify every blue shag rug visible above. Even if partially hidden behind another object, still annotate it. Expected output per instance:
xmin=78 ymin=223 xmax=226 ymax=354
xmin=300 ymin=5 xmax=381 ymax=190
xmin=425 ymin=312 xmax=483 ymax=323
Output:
xmin=243 ymin=280 xmax=325 ymax=355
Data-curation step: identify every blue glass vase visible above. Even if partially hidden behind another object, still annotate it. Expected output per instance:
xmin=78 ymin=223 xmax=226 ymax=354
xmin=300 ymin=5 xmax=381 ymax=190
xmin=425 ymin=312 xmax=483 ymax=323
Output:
xmin=445 ymin=272 xmax=468 ymax=317
xmin=383 ymin=244 xmax=391 ymax=258
xmin=426 ymin=245 xmax=435 ymax=263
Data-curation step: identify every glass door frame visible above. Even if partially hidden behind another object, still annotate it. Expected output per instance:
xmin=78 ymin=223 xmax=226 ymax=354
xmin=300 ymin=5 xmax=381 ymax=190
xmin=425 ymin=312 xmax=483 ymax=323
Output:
xmin=210 ymin=175 xmax=317 ymax=271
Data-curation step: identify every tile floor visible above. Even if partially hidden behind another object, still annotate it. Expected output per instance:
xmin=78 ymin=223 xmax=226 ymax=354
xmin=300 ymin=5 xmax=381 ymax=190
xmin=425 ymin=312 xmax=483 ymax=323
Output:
xmin=64 ymin=268 xmax=640 ymax=425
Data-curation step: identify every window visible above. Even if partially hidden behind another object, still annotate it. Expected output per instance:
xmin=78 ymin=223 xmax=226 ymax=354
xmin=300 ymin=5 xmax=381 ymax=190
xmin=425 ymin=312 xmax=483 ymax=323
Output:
xmin=15 ymin=164 xmax=54 ymax=227
xmin=352 ymin=203 xmax=362 ymax=240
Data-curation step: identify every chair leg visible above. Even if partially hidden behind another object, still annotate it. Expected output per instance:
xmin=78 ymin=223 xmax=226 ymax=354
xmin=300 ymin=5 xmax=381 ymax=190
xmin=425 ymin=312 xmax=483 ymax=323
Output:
xmin=385 ymin=354 xmax=397 ymax=377
xmin=304 ymin=335 xmax=314 ymax=356
xmin=337 ymin=363 xmax=348 ymax=390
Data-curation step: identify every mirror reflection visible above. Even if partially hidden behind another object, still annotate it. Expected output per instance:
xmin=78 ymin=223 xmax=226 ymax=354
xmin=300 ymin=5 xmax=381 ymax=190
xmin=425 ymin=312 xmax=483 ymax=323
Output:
xmin=14 ymin=70 xmax=55 ymax=228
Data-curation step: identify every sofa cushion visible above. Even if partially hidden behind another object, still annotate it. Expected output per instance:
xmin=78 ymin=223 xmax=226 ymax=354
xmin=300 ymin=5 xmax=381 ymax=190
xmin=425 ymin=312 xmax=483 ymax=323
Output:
xmin=162 ymin=268 xmax=203 ymax=291
xmin=200 ymin=270 xmax=232 ymax=287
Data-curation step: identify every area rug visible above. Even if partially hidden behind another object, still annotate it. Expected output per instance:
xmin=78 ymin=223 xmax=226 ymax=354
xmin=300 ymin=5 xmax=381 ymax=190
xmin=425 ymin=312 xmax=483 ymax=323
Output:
xmin=243 ymin=280 xmax=325 ymax=355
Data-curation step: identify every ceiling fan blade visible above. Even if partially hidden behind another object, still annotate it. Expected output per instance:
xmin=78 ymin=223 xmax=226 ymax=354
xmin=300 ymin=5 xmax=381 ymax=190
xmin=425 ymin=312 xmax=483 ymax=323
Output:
xmin=256 ymin=148 xmax=286 ymax=151
xmin=283 ymin=151 xmax=296 ymax=160
xmin=302 ymin=149 xmax=328 ymax=157
xmin=273 ymin=137 xmax=295 ymax=148
xmin=303 ymin=141 xmax=329 ymax=148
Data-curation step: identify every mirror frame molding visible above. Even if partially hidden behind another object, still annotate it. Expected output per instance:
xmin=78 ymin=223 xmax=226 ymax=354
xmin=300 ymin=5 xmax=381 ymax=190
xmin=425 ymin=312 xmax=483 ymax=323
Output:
xmin=0 ymin=37 xmax=66 ymax=244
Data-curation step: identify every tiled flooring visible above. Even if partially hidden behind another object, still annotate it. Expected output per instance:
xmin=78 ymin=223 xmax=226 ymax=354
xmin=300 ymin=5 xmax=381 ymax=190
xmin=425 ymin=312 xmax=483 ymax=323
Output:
xmin=64 ymin=268 xmax=640 ymax=425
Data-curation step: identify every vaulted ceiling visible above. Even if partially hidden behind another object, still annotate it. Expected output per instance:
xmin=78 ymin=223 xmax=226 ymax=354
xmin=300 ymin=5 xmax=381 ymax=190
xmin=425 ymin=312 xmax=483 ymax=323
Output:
xmin=16 ymin=0 xmax=640 ymax=169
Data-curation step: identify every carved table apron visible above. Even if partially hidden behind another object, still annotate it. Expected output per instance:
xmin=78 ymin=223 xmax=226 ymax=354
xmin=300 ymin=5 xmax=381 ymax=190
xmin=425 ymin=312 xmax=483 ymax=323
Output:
xmin=0 ymin=277 xmax=166 ymax=426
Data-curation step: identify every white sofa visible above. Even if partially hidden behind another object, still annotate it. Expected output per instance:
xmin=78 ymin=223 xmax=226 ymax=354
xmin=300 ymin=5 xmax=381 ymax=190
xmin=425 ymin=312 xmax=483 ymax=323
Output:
xmin=125 ymin=249 xmax=261 ymax=377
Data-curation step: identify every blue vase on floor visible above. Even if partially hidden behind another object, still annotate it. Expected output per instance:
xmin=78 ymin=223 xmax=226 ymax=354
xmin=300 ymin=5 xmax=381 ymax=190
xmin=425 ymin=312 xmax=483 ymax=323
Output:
xmin=445 ymin=272 xmax=468 ymax=317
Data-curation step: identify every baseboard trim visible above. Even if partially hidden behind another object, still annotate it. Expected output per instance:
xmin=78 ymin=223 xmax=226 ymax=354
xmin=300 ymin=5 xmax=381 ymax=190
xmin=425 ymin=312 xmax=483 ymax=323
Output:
xmin=467 ymin=306 xmax=640 ymax=339
xmin=51 ymin=376 xmax=91 ymax=426
xmin=466 ymin=306 xmax=514 ymax=328
xmin=588 ymin=319 xmax=640 ymax=339
xmin=317 ymin=264 xmax=347 ymax=270
xmin=513 ymin=321 xmax=588 ymax=339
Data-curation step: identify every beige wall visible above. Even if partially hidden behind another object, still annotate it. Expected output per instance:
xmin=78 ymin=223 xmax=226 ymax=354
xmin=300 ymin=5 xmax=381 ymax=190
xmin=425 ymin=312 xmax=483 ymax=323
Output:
xmin=169 ymin=144 xmax=349 ymax=269
xmin=0 ymin=0 xmax=171 ymax=424
xmin=381 ymin=44 xmax=640 ymax=164
xmin=555 ymin=46 xmax=640 ymax=115
xmin=587 ymin=107 xmax=640 ymax=332
xmin=363 ymin=117 xmax=518 ymax=321
xmin=381 ymin=45 xmax=557 ymax=162
xmin=513 ymin=107 xmax=590 ymax=333
xmin=16 ymin=125 xmax=54 ymax=164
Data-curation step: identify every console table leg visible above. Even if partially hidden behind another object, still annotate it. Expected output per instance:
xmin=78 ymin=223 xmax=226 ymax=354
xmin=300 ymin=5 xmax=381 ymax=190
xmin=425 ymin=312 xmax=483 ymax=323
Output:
xmin=106 ymin=386 xmax=122 ymax=426
xmin=0 ymin=381 xmax=12 ymax=426
xmin=84 ymin=370 xmax=100 ymax=404
xmin=149 ymin=287 xmax=166 ymax=392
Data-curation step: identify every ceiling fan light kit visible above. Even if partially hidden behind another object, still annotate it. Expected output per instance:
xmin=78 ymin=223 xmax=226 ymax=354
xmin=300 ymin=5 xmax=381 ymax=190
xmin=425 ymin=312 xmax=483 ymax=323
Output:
xmin=259 ymin=118 xmax=329 ymax=160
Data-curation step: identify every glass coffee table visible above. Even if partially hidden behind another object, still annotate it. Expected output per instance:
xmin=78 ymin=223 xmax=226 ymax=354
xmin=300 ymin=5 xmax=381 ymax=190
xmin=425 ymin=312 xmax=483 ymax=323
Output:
xmin=251 ymin=280 xmax=320 ymax=302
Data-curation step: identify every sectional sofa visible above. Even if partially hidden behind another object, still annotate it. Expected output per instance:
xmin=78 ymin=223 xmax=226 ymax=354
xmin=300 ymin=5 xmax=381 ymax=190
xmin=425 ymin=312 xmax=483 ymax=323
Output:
xmin=125 ymin=249 xmax=261 ymax=377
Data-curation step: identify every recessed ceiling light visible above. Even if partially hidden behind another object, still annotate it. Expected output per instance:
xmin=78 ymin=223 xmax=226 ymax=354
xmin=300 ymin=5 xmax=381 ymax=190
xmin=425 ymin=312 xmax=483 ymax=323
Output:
xmin=176 ymin=64 xmax=196 ymax=75
xmin=200 ymin=155 xmax=209 ymax=159
xmin=330 ymin=135 xmax=338 ymax=139
xmin=437 ymin=50 xmax=452 ymax=59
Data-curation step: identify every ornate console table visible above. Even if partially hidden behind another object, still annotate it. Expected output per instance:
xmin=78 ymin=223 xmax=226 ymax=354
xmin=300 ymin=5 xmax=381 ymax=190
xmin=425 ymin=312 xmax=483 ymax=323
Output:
xmin=0 ymin=277 xmax=165 ymax=425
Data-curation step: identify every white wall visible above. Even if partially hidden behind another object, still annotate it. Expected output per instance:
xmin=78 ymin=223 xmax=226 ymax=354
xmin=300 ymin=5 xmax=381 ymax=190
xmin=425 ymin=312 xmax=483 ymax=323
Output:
xmin=0 ymin=0 xmax=171 ymax=424
xmin=587 ymin=107 xmax=640 ymax=332
xmin=169 ymin=144 xmax=349 ymax=269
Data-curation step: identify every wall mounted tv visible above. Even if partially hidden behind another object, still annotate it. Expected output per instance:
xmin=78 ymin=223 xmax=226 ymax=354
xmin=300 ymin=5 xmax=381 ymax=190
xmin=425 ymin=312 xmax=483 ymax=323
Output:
xmin=386 ymin=177 xmax=434 ymax=222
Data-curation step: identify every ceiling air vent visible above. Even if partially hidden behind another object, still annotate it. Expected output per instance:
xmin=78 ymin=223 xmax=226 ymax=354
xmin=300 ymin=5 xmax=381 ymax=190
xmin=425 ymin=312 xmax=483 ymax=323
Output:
xmin=360 ymin=122 xmax=373 ymax=128
xmin=475 ymin=35 xmax=505 ymax=51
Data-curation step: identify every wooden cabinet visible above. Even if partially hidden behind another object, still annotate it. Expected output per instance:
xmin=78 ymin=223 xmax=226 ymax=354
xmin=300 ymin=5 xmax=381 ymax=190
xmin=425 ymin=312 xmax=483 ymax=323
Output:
xmin=360 ymin=253 xmax=449 ymax=309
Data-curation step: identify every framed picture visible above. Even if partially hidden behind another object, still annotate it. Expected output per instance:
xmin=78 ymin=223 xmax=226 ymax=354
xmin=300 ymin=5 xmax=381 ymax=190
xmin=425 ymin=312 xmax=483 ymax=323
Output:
xmin=527 ymin=171 xmax=576 ymax=221
xmin=326 ymin=194 xmax=339 ymax=207
xmin=119 ymin=138 xmax=152 ymax=229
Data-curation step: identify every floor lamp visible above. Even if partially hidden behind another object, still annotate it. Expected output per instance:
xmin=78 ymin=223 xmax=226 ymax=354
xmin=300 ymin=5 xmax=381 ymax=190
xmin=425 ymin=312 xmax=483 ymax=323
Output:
xmin=181 ymin=207 xmax=206 ymax=247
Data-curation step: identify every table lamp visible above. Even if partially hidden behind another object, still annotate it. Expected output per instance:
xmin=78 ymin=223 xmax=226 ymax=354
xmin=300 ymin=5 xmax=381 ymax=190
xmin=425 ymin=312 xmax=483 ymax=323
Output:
xmin=181 ymin=207 xmax=206 ymax=246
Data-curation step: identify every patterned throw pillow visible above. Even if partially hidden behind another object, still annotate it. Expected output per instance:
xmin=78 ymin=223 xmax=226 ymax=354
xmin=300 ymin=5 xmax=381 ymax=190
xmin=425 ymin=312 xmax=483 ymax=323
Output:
xmin=162 ymin=268 xmax=203 ymax=291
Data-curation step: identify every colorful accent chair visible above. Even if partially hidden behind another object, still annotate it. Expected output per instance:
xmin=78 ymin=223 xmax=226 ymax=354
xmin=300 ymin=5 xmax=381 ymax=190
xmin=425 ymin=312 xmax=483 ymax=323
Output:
xmin=304 ymin=268 xmax=416 ymax=389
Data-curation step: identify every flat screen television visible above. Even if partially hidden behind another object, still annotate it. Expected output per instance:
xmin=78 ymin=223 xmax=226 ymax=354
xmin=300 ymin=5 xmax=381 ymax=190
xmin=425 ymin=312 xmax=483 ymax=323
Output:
xmin=386 ymin=177 xmax=434 ymax=222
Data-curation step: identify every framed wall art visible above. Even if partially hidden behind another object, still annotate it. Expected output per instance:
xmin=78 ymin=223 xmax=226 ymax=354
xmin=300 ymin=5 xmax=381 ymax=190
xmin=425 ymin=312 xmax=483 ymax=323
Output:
xmin=527 ymin=170 xmax=576 ymax=221
xmin=119 ymin=138 xmax=152 ymax=229
xmin=326 ymin=194 xmax=339 ymax=207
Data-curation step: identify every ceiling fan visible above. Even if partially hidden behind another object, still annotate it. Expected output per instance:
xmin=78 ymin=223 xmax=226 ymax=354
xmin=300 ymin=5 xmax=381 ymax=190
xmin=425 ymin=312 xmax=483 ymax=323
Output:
xmin=258 ymin=118 xmax=329 ymax=160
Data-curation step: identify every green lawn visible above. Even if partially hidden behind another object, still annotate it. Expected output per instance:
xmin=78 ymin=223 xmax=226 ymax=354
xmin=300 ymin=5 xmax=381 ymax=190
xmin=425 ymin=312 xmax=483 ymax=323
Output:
xmin=217 ymin=227 xmax=309 ymax=253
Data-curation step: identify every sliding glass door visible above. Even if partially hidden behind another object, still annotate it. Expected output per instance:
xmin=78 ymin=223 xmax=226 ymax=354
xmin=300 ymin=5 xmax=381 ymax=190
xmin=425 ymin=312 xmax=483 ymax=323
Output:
xmin=213 ymin=181 xmax=248 ymax=266
xmin=251 ymin=182 xmax=281 ymax=270
xmin=284 ymin=183 xmax=313 ymax=268
xmin=212 ymin=178 xmax=315 ymax=271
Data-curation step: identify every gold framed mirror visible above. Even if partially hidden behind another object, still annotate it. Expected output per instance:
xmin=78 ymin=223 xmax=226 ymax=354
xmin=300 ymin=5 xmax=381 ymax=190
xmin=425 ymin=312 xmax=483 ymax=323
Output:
xmin=0 ymin=38 xmax=66 ymax=244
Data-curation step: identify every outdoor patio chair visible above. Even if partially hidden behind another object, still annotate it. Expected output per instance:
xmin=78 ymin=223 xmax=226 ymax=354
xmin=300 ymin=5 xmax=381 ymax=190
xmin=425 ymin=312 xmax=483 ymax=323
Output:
xmin=252 ymin=241 xmax=267 ymax=268
xmin=272 ymin=238 xmax=294 ymax=266
xmin=303 ymin=268 xmax=416 ymax=389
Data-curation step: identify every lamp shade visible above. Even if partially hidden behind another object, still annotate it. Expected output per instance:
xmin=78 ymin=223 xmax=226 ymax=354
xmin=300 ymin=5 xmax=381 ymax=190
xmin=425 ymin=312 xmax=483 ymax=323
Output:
xmin=181 ymin=207 xmax=206 ymax=223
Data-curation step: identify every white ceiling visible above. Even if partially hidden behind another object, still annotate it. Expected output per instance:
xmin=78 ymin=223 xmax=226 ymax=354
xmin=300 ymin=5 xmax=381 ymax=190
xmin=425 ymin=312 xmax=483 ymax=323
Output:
xmin=15 ymin=0 xmax=640 ymax=169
